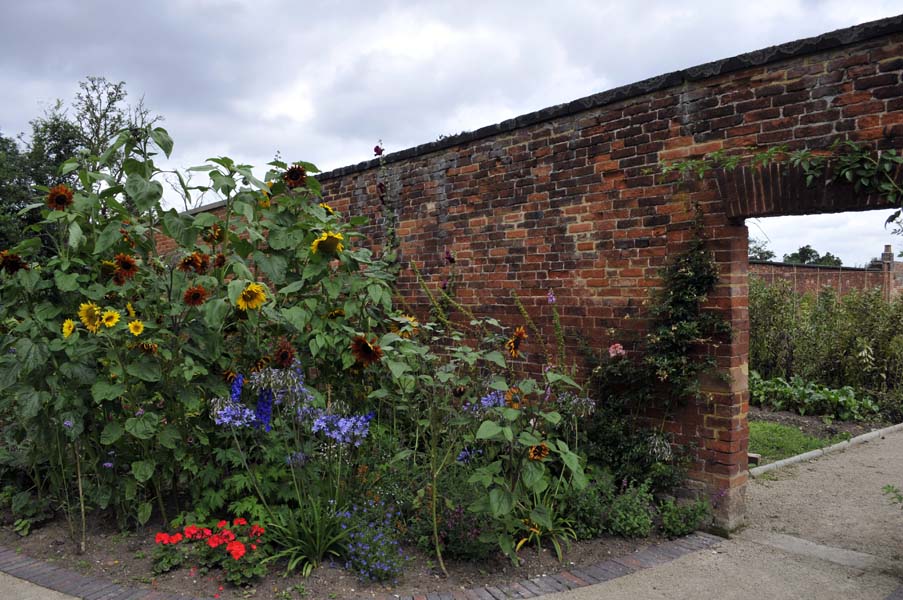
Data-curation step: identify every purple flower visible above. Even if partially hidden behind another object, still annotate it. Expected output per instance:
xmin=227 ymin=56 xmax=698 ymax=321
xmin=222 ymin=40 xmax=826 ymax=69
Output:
xmin=63 ymin=420 xmax=73 ymax=429
xmin=444 ymin=247 xmax=456 ymax=264
xmin=102 ymin=462 xmax=114 ymax=469
xmin=464 ymin=390 xmax=505 ymax=414
xmin=230 ymin=373 xmax=244 ymax=403
xmin=312 ymin=412 xmax=373 ymax=446
xmin=373 ymin=145 xmax=384 ymax=156
xmin=456 ymin=447 xmax=482 ymax=464
xmin=285 ymin=451 xmax=308 ymax=467
xmin=213 ymin=400 xmax=256 ymax=428
xmin=255 ymin=389 xmax=274 ymax=432
xmin=135 ymin=408 xmax=145 ymax=417
xmin=547 ymin=289 xmax=556 ymax=304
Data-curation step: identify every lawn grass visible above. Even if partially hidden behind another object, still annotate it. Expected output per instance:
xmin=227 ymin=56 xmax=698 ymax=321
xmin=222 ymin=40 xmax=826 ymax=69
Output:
xmin=748 ymin=421 xmax=850 ymax=464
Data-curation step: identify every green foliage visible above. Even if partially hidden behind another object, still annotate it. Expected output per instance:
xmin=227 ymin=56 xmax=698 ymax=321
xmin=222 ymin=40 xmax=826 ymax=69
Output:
xmin=561 ymin=469 xmax=616 ymax=540
xmin=749 ymin=278 xmax=903 ymax=420
xmin=748 ymin=422 xmax=849 ymax=463
xmin=658 ymin=498 xmax=710 ymax=538
xmin=264 ymin=502 xmax=350 ymax=577
xmin=607 ymin=482 xmax=654 ymax=538
xmin=749 ymin=371 xmax=879 ymax=421
xmin=782 ymin=244 xmax=842 ymax=266
xmin=748 ymin=237 xmax=775 ymax=261
xmin=883 ymin=484 xmax=903 ymax=509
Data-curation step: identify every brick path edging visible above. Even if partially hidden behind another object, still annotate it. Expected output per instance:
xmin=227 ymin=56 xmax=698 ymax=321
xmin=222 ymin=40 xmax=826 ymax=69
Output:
xmin=0 ymin=533 xmax=723 ymax=600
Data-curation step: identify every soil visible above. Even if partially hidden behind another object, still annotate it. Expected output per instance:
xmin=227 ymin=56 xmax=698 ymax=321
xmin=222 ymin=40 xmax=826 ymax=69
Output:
xmin=747 ymin=405 xmax=889 ymax=440
xmin=0 ymin=512 xmax=659 ymax=600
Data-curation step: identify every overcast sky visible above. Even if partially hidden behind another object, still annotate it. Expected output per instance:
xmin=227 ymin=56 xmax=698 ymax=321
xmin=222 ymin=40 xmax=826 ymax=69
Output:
xmin=2 ymin=0 xmax=902 ymax=266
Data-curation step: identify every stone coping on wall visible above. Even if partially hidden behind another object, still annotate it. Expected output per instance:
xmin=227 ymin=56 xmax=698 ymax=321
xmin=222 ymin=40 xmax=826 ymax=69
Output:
xmin=0 ymin=533 xmax=724 ymax=600
xmin=749 ymin=260 xmax=880 ymax=272
xmin=184 ymin=13 xmax=903 ymax=218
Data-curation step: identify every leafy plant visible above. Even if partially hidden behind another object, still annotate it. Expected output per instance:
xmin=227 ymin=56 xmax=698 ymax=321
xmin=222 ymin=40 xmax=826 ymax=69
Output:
xmin=607 ymin=482 xmax=654 ymax=538
xmin=263 ymin=500 xmax=350 ymax=577
xmin=658 ymin=498 xmax=710 ymax=538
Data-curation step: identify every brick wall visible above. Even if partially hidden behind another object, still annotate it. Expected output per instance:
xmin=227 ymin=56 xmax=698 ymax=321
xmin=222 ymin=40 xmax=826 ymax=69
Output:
xmin=167 ymin=16 xmax=903 ymax=529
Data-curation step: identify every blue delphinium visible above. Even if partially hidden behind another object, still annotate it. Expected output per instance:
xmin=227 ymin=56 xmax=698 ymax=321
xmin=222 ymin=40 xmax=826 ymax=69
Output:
xmin=285 ymin=450 xmax=308 ymax=467
xmin=341 ymin=500 xmax=406 ymax=582
xmin=255 ymin=389 xmax=274 ymax=432
xmin=230 ymin=373 xmax=244 ymax=402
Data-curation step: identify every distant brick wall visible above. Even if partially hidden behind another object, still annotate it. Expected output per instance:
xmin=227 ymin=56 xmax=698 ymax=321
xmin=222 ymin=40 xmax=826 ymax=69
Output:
xmin=164 ymin=17 xmax=903 ymax=529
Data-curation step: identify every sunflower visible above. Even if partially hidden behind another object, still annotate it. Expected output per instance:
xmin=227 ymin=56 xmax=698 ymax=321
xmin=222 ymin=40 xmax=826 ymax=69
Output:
xmin=351 ymin=335 xmax=383 ymax=367
xmin=527 ymin=443 xmax=549 ymax=461
xmin=236 ymin=283 xmax=267 ymax=311
xmin=505 ymin=326 xmax=528 ymax=359
xmin=177 ymin=255 xmax=197 ymax=272
xmin=283 ymin=164 xmax=306 ymax=189
xmin=46 ymin=184 xmax=74 ymax=210
xmin=259 ymin=181 xmax=274 ymax=208
xmin=0 ymin=250 xmax=28 ymax=274
xmin=62 ymin=319 xmax=75 ymax=339
xmin=273 ymin=338 xmax=295 ymax=368
xmin=251 ymin=356 xmax=270 ymax=373
xmin=126 ymin=302 xmax=136 ymax=318
xmin=127 ymin=320 xmax=144 ymax=336
xmin=136 ymin=342 xmax=158 ymax=355
xmin=183 ymin=284 xmax=209 ymax=306
xmin=326 ymin=308 xmax=345 ymax=319
xmin=102 ymin=309 xmax=121 ymax=328
xmin=214 ymin=253 xmax=226 ymax=268
xmin=505 ymin=386 xmax=522 ymax=410
xmin=203 ymin=223 xmax=225 ymax=244
xmin=392 ymin=314 xmax=419 ymax=339
xmin=310 ymin=231 xmax=344 ymax=255
xmin=78 ymin=302 xmax=102 ymax=333
xmin=318 ymin=202 xmax=334 ymax=215
xmin=114 ymin=253 xmax=138 ymax=280
xmin=223 ymin=369 xmax=238 ymax=383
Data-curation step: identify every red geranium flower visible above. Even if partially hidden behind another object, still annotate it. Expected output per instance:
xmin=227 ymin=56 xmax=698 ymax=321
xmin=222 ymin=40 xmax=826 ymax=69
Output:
xmin=155 ymin=532 xmax=170 ymax=545
xmin=184 ymin=525 xmax=201 ymax=539
xmin=221 ymin=529 xmax=236 ymax=542
xmin=169 ymin=533 xmax=183 ymax=544
xmin=207 ymin=534 xmax=225 ymax=548
xmin=250 ymin=524 xmax=265 ymax=537
xmin=226 ymin=540 xmax=246 ymax=560
xmin=217 ymin=520 xmax=228 ymax=529
xmin=233 ymin=517 xmax=247 ymax=526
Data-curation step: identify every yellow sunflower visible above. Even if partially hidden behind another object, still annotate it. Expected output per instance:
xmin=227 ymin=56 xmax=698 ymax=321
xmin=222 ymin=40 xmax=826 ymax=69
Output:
xmin=126 ymin=302 xmax=136 ymax=318
xmin=236 ymin=283 xmax=267 ymax=311
xmin=310 ymin=231 xmax=344 ymax=255
xmin=318 ymin=202 xmax=335 ymax=215
xmin=62 ymin=319 xmax=75 ymax=338
xmin=78 ymin=302 xmax=102 ymax=333
xmin=128 ymin=320 xmax=144 ymax=336
xmin=101 ymin=309 xmax=121 ymax=328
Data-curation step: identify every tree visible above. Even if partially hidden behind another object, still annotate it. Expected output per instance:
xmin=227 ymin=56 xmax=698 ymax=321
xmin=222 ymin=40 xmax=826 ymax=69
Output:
xmin=783 ymin=244 xmax=843 ymax=266
xmin=748 ymin=237 xmax=775 ymax=261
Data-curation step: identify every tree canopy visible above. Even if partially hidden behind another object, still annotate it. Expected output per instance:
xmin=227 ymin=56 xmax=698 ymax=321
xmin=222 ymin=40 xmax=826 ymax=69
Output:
xmin=782 ymin=244 xmax=843 ymax=266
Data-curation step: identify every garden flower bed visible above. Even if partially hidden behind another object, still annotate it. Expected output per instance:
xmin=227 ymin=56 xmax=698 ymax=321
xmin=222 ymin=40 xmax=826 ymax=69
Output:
xmin=0 ymin=129 xmax=716 ymax=598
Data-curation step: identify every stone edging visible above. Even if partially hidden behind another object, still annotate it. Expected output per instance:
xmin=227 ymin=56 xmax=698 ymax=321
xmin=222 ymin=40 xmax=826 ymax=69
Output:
xmin=0 ymin=533 xmax=723 ymax=600
xmin=750 ymin=422 xmax=903 ymax=478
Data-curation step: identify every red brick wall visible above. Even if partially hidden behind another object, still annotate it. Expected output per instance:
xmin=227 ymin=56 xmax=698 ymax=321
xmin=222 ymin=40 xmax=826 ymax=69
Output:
xmin=749 ymin=261 xmax=889 ymax=296
xmin=166 ymin=18 xmax=903 ymax=529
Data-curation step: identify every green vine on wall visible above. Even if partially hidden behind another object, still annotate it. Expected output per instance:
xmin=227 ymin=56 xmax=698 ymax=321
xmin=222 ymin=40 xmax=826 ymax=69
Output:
xmin=656 ymin=141 xmax=903 ymax=227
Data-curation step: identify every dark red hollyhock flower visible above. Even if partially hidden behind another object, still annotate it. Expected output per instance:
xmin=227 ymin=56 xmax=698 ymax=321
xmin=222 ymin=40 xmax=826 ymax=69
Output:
xmin=0 ymin=250 xmax=28 ymax=274
xmin=273 ymin=337 xmax=295 ymax=368
xmin=373 ymin=145 xmax=384 ymax=156
xmin=351 ymin=335 xmax=383 ymax=367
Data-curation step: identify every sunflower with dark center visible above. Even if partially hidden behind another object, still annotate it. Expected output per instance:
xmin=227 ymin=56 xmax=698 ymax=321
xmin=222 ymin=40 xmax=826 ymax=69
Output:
xmin=282 ymin=164 xmax=307 ymax=189
xmin=351 ymin=335 xmax=383 ymax=367
xmin=136 ymin=342 xmax=158 ymax=355
xmin=236 ymin=283 xmax=267 ymax=311
xmin=223 ymin=369 xmax=237 ymax=383
xmin=273 ymin=338 xmax=295 ymax=368
xmin=0 ymin=250 xmax=28 ymax=274
xmin=251 ymin=356 xmax=270 ymax=373
xmin=183 ymin=285 xmax=209 ymax=306
xmin=203 ymin=223 xmax=225 ymax=244
xmin=528 ymin=443 xmax=549 ymax=461
xmin=177 ymin=255 xmax=197 ymax=272
xmin=310 ymin=231 xmax=344 ymax=255
xmin=46 ymin=184 xmax=74 ymax=210
xmin=214 ymin=253 xmax=226 ymax=268
xmin=114 ymin=253 xmax=138 ymax=280
xmin=191 ymin=251 xmax=210 ymax=274
xmin=505 ymin=386 xmax=522 ymax=409
xmin=505 ymin=325 xmax=528 ymax=359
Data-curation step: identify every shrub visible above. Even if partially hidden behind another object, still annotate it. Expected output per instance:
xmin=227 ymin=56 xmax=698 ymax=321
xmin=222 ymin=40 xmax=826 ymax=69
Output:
xmin=607 ymin=482 xmax=654 ymax=538
xmin=749 ymin=370 xmax=880 ymax=421
xmin=658 ymin=498 xmax=710 ymax=538
xmin=562 ymin=469 xmax=616 ymax=540
xmin=341 ymin=500 xmax=406 ymax=583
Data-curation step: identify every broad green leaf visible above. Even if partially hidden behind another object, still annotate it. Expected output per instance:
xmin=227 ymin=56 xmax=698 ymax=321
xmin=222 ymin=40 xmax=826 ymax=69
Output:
xmin=94 ymin=222 xmax=123 ymax=254
xmin=484 ymin=351 xmax=507 ymax=368
xmin=68 ymin=221 xmax=84 ymax=249
xmin=150 ymin=127 xmax=174 ymax=157
xmin=202 ymin=298 xmax=231 ymax=329
xmin=100 ymin=422 xmax=124 ymax=445
xmin=125 ymin=412 xmax=160 ymax=440
xmin=126 ymin=358 xmax=161 ymax=382
xmin=541 ymin=411 xmax=562 ymax=425
xmin=385 ymin=359 xmax=409 ymax=379
xmin=475 ymin=420 xmax=503 ymax=440
xmin=91 ymin=381 xmax=126 ymax=403
xmin=136 ymin=502 xmax=152 ymax=525
xmin=518 ymin=431 xmax=542 ymax=446
xmin=158 ymin=425 xmax=181 ymax=449
xmin=488 ymin=488 xmax=514 ymax=517
xmin=131 ymin=459 xmax=155 ymax=483
xmin=227 ymin=278 xmax=248 ymax=306
xmin=54 ymin=271 xmax=79 ymax=292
